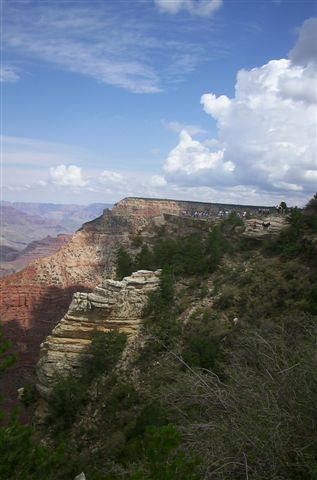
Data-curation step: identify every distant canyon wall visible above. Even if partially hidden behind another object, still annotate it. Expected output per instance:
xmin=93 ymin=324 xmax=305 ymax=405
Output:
xmin=0 ymin=234 xmax=71 ymax=278
xmin=113 ymin=197 xmax=269 ymax=219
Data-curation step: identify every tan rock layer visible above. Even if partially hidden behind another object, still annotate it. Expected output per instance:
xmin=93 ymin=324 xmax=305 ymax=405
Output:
xmin=36 ymin=270 xmax=161 ymax=400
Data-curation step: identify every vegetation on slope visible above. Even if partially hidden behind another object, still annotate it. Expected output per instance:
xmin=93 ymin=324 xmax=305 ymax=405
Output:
xmin=0 ymin=195 xmax=316 ymax=479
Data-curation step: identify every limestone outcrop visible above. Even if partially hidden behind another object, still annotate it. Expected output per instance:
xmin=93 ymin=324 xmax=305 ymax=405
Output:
xmin=36 ymin=270 xmax=161 ymax=401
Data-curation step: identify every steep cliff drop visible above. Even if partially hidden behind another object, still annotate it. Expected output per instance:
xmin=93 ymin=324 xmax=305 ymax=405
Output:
xmin=0 ymin=197 xmax=273 ymax=417
xmin=0 ymin=206 xmax=121 ymax=417
xmin=36 ymin=269 xmax=161 ymax=421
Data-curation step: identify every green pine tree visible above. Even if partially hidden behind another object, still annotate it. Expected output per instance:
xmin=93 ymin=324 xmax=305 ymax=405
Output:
xmin=116 ymin=246 xmax=133 ymax=280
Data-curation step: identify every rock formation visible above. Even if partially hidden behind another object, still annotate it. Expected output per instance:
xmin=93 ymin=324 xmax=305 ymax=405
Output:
xmin=113 ymin=197 xmax=266 ymax=222
xmin=0 ymin=210 xmax=117 ymax=415
xmin=36 ymin=270 xmax=161 ymax=417
xmin=243 ymin=216 xmax=288 ymax=239
xmin=0 ymin=197 xmax=278 ymax=415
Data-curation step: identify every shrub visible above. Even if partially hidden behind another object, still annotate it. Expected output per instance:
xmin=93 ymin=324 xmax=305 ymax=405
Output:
xmin=182 ymin=335 xmax=222 ymax=370
xmin=215 ymin=285 xmax=238 ymax=310
xmin=0 ymin=326 xmax=16 ymax=377
xmin=130 ymin=402 xmax=168 ymax=439
xmin=135 ymin=245 xmax=155 ymax=270
xmin=143 ymin=267 xmax=181 ymax=350
xmin=159 ymin=267 xmax=174 ymax=305
xmin=132 ymin=236 xmax=143 ymax=248
xmin=48 ymin=374 xmax=88 ymax=431
xmin=167 ymin=313 xmax=317 ymax=479
xmin=83 ymin=330 xmax=127 ymax=381
xmin=116 ymin=246 xmax=133 ymax=280
xmin=20 ymin=383 xmax=37 ymax=408
xmin=206 ymin=226 xmax=228 ymax=272
xmin=128 ymin=425 xmax=201 ymax=480
xmin=49 ymin=331 xmax=127 ymax=431
xmin=221 ymin=212 xmax=244 ymax=232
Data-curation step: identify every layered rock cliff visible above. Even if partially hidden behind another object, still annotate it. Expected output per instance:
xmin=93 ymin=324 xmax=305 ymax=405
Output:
xmin=113 ymin=197 xmax=267 ymax=221
xmin=0 ymin=197 xmax=275 ymax=415
xmin=0 ymin=208 xmax=119 ymax=414
xmin=36 ymin=270 xmax=161 ymax=418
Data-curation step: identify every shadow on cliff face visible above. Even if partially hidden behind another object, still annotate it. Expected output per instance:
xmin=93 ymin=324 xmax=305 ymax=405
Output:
xmin=0 ymin=284 xmax=91 ymax=423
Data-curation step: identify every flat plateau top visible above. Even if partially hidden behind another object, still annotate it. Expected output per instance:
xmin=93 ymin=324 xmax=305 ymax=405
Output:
xmin=121 ymin=196 xmax=274 ymax=209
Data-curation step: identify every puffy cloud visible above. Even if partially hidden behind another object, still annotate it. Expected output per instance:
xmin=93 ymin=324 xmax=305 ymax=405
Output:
xmin=162 ymin=18 xmax=317 ymax=203
xmin=277 ymin=63 xmax=317 ymax=104
xmin=49 ymin=164 xmax=88 ymax=187
xmin=200 ymin=93 xmax=230 ymax=120
xmin=200 ymin=57 xmax=316 ymax=195
xmin=163 ymin=130 xmax=234 ymax=185
xmin=154 ymin=0 xmax=222 ymax=16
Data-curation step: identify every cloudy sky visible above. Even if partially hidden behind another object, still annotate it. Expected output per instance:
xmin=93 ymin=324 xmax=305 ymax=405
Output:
xmin=2 ymin=0 xmax=316 ymax=206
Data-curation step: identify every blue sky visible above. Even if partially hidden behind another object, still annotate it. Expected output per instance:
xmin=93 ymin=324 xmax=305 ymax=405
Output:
xmin=1 ymin=0 xmax=316 ymax=206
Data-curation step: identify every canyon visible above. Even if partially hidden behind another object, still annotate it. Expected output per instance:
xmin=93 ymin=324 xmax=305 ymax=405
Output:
xmin=0 ymin=201 xmax=110 ymax=277
xmin=0 ymin=197 xmax=279 ymax=416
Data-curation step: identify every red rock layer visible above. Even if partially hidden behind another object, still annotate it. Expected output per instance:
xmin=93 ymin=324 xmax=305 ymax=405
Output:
xmin=0 ymin=230 xmax=105 ymax=418
xmin=0 ymin=207 xmax=135 ymax=417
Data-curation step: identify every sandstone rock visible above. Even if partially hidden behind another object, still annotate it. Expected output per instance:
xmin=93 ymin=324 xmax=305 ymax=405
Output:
xmin=36 ymin=270 xmax=161 ymax=404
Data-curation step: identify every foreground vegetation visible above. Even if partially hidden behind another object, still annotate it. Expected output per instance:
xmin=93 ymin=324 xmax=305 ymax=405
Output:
xmin=1 ymin=195 xmax=316 ymax=479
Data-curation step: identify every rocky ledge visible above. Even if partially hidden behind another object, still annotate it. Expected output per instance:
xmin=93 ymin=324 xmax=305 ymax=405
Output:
xmin=36 ymin=270 xmax=161 ymax=402
xmin=243 ymin=215 xmax=288 ymax=239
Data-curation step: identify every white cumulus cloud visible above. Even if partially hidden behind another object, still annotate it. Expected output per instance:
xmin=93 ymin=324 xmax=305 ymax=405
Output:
xmin=49 ymin=164 xmax=88 ymax=187
xmin=154 ymin=0 xmax=222 ymax=16
xmin=200 ymin=93 xmax=231 ymax=120
xmin=163 ymin=130 xmax=234 ymax=185
xmin=163 ymin=18 xmax=317 ymax=203
xmin=200 ymin=56 xmax=316 ymax=195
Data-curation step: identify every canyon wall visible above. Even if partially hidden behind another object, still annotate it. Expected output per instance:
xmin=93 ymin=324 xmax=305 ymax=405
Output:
xmin=36 ymin=269 xmax=161 ymax=413
xmin=113 ymin=197 xmax=269 ymax=219
xmin=0 ymin=234 xmax=71 ymax=278
xmin=0 ymin=208 xmax=120 ymax=414
xmin=0 ymin=197 xmax=276 ymax=415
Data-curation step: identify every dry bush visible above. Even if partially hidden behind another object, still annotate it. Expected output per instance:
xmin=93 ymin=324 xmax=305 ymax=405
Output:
xmin=162 ymin=313 xmax=317 ymax=479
